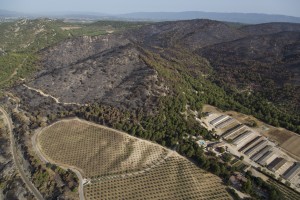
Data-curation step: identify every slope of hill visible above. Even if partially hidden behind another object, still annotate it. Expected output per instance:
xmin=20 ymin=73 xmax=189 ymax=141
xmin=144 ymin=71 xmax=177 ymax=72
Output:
xmin=8 ymin=19 xmax=300 ymax=133
xmin=0 ymin=19 xmax=145 ymax=53
xmin=19 ymin=19 xmax=243 ymax=110
xmin=0 ymin=19 xmax=146 ymax=90
xmin=240 ymin=22 xmax=300 ymax=35
xmin=29 ymin=37 xmax=166 ymax=110
xmin=128 ymin=19 xmax=245 ymax=50
xmin=198 ymin=30 xmax=300 ymax=116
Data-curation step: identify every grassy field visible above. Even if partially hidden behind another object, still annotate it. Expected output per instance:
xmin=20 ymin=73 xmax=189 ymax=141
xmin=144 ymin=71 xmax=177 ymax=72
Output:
xmin=37 ymin=119 xmax=232 ymax=200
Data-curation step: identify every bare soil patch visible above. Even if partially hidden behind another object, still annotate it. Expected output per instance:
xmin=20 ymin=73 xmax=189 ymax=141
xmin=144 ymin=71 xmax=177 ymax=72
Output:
xmin=281 ymin=136 xmax=300 ymax=159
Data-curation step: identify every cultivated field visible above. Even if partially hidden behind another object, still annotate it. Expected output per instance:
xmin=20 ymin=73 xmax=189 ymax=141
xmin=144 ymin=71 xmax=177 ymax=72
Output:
xmin=38 ymin=119 xmax=169 ymax=178
xmin=85 ymin=156 xmax=231 ymax=200
xmin=37 ymin=118 xmax=232 ymax=200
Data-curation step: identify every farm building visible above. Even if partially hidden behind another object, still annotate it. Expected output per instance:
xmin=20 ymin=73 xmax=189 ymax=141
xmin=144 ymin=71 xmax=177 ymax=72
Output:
xmin=238 ymin=136 xmax=262 ymax=152
xmin=276 ymin=162 xmax=294 ymax=176
xmin=209 ymin=142 xmax=226 ymax=148
xmin=267 ymin=157 xmax=288 ymax=173
xmin=262 ymin=153 xmax=277 ymax=166
xmin=215 ymin=118 xmax=235 ymax=129
xmin=209 ymin=115 xmax=228 ymax=125
xmin=244 ymin=140 xmax=268 ymax=157
xmin=283 ymin=162 xmax=300 ymax=181
xmin=232 ymin=131 xmax=254 ymax=146
xmin=257 ymin=151 xmax=277 ymax=166
xmin=222 ymin=124 xmax=246 ymax=139
xmin=250 ymin=145 xmax=273 ymax=162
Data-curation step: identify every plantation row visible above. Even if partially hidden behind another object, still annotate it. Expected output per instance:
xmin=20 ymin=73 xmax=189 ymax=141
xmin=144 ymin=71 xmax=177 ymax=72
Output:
xmin=38 ymin=119 xmax=169 ymax=178
xmin=38 ymin=119 xmax=232 ymax=199
xmin=84 ymin=156 xmax=231 ymax=200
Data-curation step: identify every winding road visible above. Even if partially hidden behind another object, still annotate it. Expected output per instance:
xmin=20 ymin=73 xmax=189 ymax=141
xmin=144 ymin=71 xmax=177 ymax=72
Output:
xmin=0 ymin=106 xmax=44 ymax=200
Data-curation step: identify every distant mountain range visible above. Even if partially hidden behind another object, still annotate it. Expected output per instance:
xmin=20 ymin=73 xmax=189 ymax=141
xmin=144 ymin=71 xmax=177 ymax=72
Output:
xmin=0 ymin=9 xmax=26 ymax=17
xmin=1 ymin=9 xmax=300 ymax=24
xmin=116 ymin=12 xmax=300 ymax=24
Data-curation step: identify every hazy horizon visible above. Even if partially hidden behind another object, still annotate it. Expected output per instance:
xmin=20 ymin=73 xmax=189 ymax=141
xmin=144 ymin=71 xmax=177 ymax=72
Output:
xmin=1 ymin=0 xmax=300 ymax=17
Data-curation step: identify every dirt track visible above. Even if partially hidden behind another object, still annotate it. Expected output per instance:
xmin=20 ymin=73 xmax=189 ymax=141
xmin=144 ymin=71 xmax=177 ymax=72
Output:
xmin=0 ymin=106 xmax=44 ymax=200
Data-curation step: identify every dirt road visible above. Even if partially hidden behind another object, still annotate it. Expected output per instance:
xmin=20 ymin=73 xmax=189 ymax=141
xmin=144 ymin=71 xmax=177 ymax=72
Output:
xmin=23 ymin=84 xmax=87 ymax=106
xmin=0 ymin=106 xmax=44 ymax=200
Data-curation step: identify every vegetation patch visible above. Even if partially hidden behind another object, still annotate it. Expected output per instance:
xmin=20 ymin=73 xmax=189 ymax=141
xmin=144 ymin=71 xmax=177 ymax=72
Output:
xmin=0 ymin=53 xmax=36 ymax=88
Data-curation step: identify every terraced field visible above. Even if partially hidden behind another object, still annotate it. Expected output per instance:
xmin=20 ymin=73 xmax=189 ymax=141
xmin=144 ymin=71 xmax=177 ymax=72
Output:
xmin=37 ymin=119 xmax=232 ymax=200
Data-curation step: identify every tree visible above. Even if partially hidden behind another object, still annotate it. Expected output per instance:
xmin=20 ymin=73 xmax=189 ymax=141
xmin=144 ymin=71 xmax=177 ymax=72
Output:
xmin=40 ymin=121 xmax=47 ymax=127
xmin=242 ymin=180 xmax=252 ymax=194
xmin=210 ymin=162 xmax=221 ymax=175
xmin=254 ymin=177 xmax=263 ymax=188
xmin=222 ymin=153 xmax=232 ymax=163
xmin=227 ymin=188 xmax=241 ymax=200
xmin=186 ymin=147 xmax=195 ymax=158
xmin=218 ymin=147 xmax=225 ymax=153
xmin=269 ymin=187 xmax=283 ymax=200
